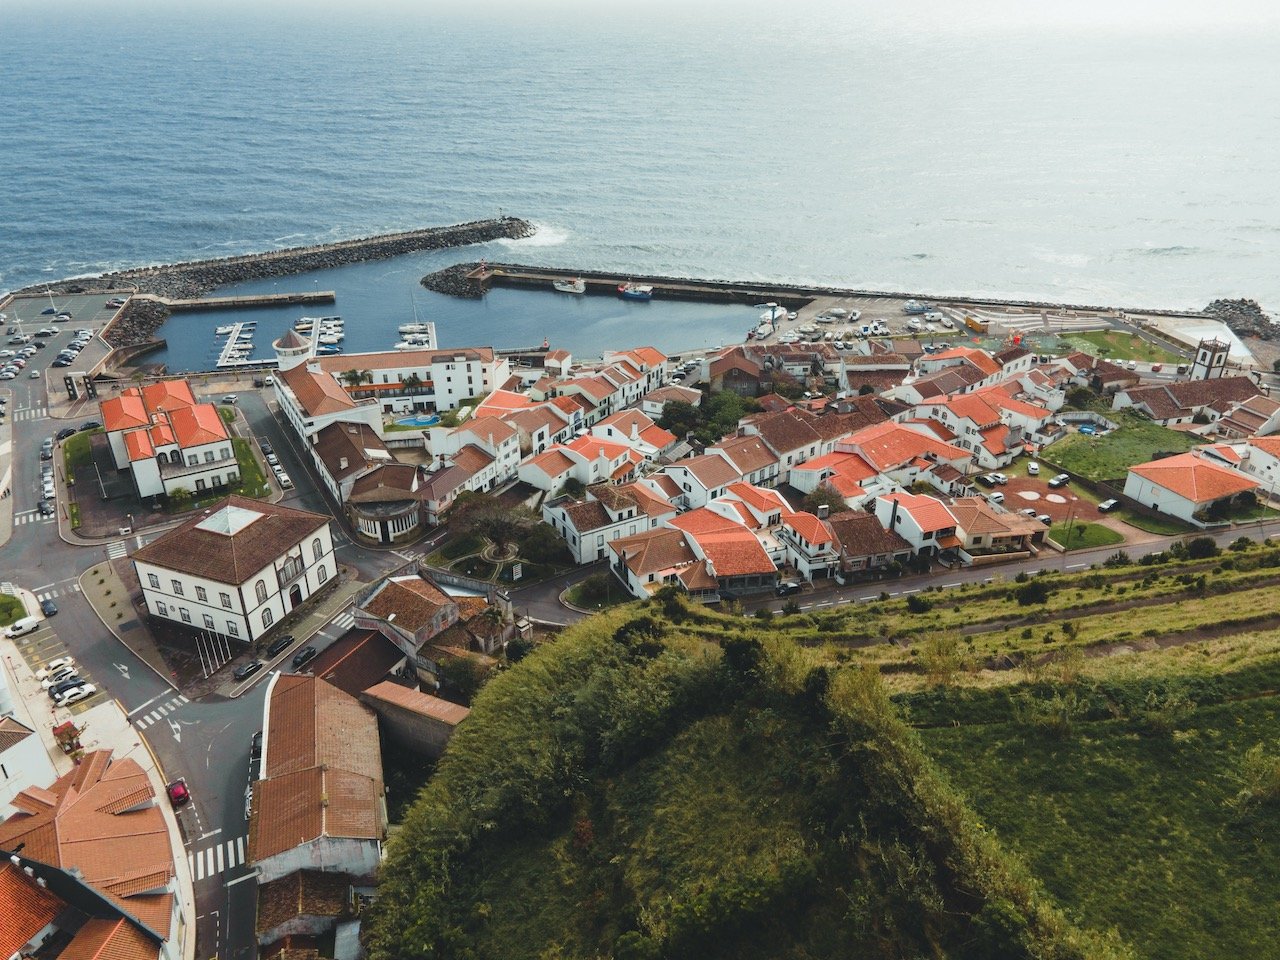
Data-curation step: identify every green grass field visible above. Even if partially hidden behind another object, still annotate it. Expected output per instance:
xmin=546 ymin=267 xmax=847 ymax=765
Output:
xmin=1049 ymin=520 xmax=1125 ymax=550
xmin=1063 ymin=330 xmax=1184 ymax=364
xmin=61 ymin=428 xmax=101 ymax=472
xmin=1049 ymin=413 xmax=1200 ymax=481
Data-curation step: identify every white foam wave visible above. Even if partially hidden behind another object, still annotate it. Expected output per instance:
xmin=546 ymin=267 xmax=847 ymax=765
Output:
xmin=496 ymin=222 xmax=570 ymax=248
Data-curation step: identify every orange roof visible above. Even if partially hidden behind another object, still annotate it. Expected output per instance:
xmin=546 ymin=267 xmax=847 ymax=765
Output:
xmin=942 ymin=393 xmax=1001 ymax=427
xmin=623 ymin=346 xmax=667 ymax=368
xmin=168 ymin=403 xmax=228 ymax=447
xmin=457 ymin=415 xmax=517 ymax=446
xmin=280 ymin=365 xmax=357 ymax=416
xmin=671 ymin=453 xmax=740 ymax=488
xmin=826 ymin=475 xmax=866 ymax=498
xmin=59 ymin=917 xmax=157 ymax=960
xmin=724 ymin=481 xmax=790 ymax=515
xmin=846 ymin=421 xmax=967 ymax=471
xmin=786 ymin=511 xmax=833 ymax=545
xmin=1128 ymin=452 xmax=1259 ymax=503
xmin=147 ymin=420 xmax=174 ymax=447
xmin=692 ymin=527 xmax=775 ymax=577
xmin=669 ymin=507 xmax=745 ymax=536
xmin=525 ymin=447 xmax=576 ymax=477
xmin=362 ymin=681 xmax=470 ymax=725
xmin=124 ymin=430 xmax=155 ymax=462
xmin=929 ymin=347 xmax=1000 ymax=377
xmin=880 ymin=492 xmax=957 ymax=532
xmin=1247 ymin=435 xmax=1280 ymax=458
xmin=474 ymin=389 xmax=535 ymax=416
xmin=101 ymin=394 xmax=150 ymax=433
xmin=566 ymin=435 xmax=631 ymax=462
xmin=139 ymin=379 xmax=196 ymax=412
xmin=608 ymin=527 xmax=700 ymax=576
xmin=0 ymin=862 xmax=65 ymax=958
xmin=791 ymin=450 xmax=877 ymax=482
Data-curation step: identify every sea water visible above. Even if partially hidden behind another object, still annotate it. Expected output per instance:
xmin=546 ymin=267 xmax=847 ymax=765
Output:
xmin=5 ymin=0 xmax=1280 ymax=358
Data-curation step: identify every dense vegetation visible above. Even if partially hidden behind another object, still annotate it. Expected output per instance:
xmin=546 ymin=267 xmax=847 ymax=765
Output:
xmin=370 ymin=541 xmax=1280 ymax=960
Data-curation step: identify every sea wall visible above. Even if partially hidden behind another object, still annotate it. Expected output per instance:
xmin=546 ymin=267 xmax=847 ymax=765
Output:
xmin=20 ymin=217 xmax=533 ymax=302
xmin=64 ymin=217 xmax=532 ymax=349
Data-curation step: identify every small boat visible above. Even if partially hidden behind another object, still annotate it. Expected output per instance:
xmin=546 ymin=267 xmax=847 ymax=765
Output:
xmin=553 ymin=277 xmax=586 ymax=295
xmin=319 ymin=334 xmax=342 ymax=345
xmin=902 ymin=300 xmax=929 ymax=315
xmin=829 ymin=308 xmax=849 ymax=318
xmin=815 ymin=314 xmax=834 ymax=324
xmin=215 ymin=325 xmax=234 ymax=335
xmin=399 ymin=322 xmax=432 ymax=335
xmin=798 ymin=324 xmax=817 ymax=336
xmin=317 ymin=344 xmax=342 ymax=355
xmin=617 ymin=282 xmax=653 ymax=301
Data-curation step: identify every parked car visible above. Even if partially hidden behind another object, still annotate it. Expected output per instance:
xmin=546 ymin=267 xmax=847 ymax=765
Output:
xmin=775 ymin=580 xmax=803 ymax=597
xmin=988 ymin=491 xmax=1006 ymax=505
xmin=276 ymin=472 xmax=293 ymax=490
xmin=291 ymin=645 xmax=318 ymax=670
xmin=251 ymin=730 xmax=263 ymax=760
xmin=257 ymin=438 xmax=273 ymax=454
xmin=166 ymin=779 xmax=191 ymax=808
xmin=55 ymin=427 xmax=76 ymax=441
xmin=35 ymin=656 xmax=75 ymax=680
xmin=1098 ymin=498 xmax=1120 ymax=513
xmin=54 ymin=684 xmax=97 ymax=707
xmin=266 ymin=453 xmax=280 ymax=467
xmin=79 ymin=420 xmax=101 ymax=431
xmin=47 ymin=677 xmax=88 ymax=699
xmin=1037 ymin=514 xmax=1052 ymax=525
xmin=40 ymin=439 xmax=54 ymax=461
xmin=233 ymin=659 xmax=264 ymax=682
xmin=40 ymin=599 xmax=58 ymax=617
xmin=1048 ymin=474 xmax=1071 ymax=489
xmin=265 ymin=633 xmax=295 ymax=658
xmin=976 ymin=474 xmax=996 ymax=488
xmin=1027 ymin=461 xmax=1040 ymax=476
xmin=991 ymin=473 xmax=1009 ymax=485
xmin=37 ymin=500 xmax=54 ymax=517
xmin=1019 ymin=508 xmax=1038 ymax=518
xmin=222 ymin=394 xmax=238 ymax=404
xmin=39 ymin=667 xmax=79 ymax=690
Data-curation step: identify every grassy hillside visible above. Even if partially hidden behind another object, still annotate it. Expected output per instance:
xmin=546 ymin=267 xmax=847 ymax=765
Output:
xmin=368 ymin=598 xmax=1120 ymax=960
xmin=369 ymin=539 xmax=1280 ymax=960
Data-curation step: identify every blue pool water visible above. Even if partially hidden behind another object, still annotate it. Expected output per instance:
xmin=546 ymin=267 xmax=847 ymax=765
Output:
xmin=395 ymin=414 xmax=441 ymax=428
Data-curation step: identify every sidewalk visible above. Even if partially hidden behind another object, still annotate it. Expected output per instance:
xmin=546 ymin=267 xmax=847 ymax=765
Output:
xmin=0 ymin=637 xmax=196 ymax=960
xmin=79 ymin=559 xmax=178 ymax=691
xmin=0 ymin=386 xmax=13 ymax=549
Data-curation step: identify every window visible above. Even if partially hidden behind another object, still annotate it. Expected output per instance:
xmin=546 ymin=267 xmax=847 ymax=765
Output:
xmin=212 ymin=476 xmax=221 ymax=487
xmin=203 ymin=614 xmax=215 ymax=629
xmin=220 ymin=592 xmax=232 ymax=609
xmin=180 ymin=607 xmax=192 ymax=623
xmin=317 ymin=564 xmax=328 ymax=584
xmin=195 ymin=586 xmax=207 ymax=602
xmin=171 ymin=580 xmax=184 ymax=596
xmin=204 ymin=450 xmax=215 ymax=463
xmin=196 ymin=479 xmax=207 ymax=491
xmin=187 ymin=455 xmax=198 ymax=466
xmin=227 ymin=620 xmax=240 ymax=637
xmin=312 ymin=537 xmax=324 ymax=562
xmin=255 ymin=580 xmax=267 ymax=604
xmin=262 ymin=609 xmax=274 ymax=628
xmin=148 ymin=573 xmax=160 ymax=589
xmin=156 ymin=601 xmax=168 ymax=616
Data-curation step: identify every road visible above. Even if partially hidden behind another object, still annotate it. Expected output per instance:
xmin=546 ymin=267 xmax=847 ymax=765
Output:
xmin=0 ymin=351 xmax=409 ymax=958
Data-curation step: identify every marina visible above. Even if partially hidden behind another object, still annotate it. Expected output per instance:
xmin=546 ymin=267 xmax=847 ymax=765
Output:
xmin=213 ymin=320 xmax=275 ymax=369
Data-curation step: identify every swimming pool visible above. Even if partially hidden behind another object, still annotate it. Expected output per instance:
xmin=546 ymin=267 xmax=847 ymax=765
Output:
xmin=394 ymin=414 xmax=441 ymax=427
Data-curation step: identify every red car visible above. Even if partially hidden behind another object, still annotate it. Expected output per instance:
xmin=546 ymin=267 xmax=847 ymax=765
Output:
xmin=166 ymin=779 xmax=190 ymax=808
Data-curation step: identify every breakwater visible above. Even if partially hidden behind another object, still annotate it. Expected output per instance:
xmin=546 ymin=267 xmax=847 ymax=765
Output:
xmin=423 ymin=260 xmax=1217 ymax=322
xmin=22 ymin=217 xmax=532 ymax=301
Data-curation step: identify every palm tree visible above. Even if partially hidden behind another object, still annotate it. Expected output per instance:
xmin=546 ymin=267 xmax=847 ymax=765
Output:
xmin=403 ymin=372 xmax=423 ymax=396
xmin=340 ymin=369 xmax=363 ymax=388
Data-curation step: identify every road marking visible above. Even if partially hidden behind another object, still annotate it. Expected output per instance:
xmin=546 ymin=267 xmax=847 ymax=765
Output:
xmin=168 ymin=718 xmax=182 ymax=743
xmin=135 ymin=694 xmax=189 ymax=728
xmin=188 ymin=836 xmax=248 ymax=882
xmin=942 ymin=582 xmax=961 ymax=588
xmin=236 ymin=835 xmax=245 ymax=863
xmin=106 ymin=541 xmax=128 ymax=559
xmin=113 ymin=662 xmax=131 ymax=679
xmin=215 ymin=843 xmax=224 ymax=874
xmin=225 ymin=870 xmax=258 ymax=888
xmin=1066 ymin=563 xmax=1088 ymax=569
xmin=194 ymin=828 xmax=223 ymax=843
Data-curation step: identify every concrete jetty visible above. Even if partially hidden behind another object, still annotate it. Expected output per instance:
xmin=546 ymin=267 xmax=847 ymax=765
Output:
xmin=134 ymin=290 xmax=336 ymax=312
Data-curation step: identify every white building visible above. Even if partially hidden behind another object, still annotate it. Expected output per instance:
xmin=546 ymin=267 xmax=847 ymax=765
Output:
xmin=1123 ymin=451 xmax=1260 ymax=524
xmin=0 ymin=716 xmax=58 ymax=819
xmin=99 ymin=379 xmax=239 ymax=499
xmin=133 ymin=496 xmax=335 ymax=644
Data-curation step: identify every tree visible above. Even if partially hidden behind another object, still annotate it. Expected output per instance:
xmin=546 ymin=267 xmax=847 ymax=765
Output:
xmin=858 ymin=384 xmax=876 ymax=396
xmin=1185 ymin=536 xmax=1219 ymax=559
xmin=169 ymin=486 xmax=191 ymax=508
xmin=771 ymin=371 xmax=805 ymax=400
xmin=340 ymin=368 xmax=371 ymax=388
xmin=1065 ymin=386 xmax=1096 ymax=410
xmin=1013 ymin=579 xmax=1052 ymax=606
xmin=402 ymin=372 xmax=423 ymax=395
xmin=657 ymin=400 xmax=699 ymax=437
xmin=449 ymin=492 xmax=539 ymax=553
xmin=801 ymin=486 xmax=850 ymax=516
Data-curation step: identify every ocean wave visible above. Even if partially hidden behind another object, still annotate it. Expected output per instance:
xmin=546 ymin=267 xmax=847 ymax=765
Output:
xmin=1135 ymin=245 xmax=1198 ymax=256
xmin=496 ymin=222 xmax=570 ymax=248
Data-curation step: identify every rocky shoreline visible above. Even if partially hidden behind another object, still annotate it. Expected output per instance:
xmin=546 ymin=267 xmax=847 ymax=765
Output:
xmin=1204 ymin=298 xmax=1275 ymax=341
xmin=19 ymin=217 xmax=534 ymax=349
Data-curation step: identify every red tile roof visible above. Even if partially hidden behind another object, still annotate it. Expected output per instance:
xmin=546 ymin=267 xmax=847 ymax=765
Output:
xmin=785 ymin=511 xmax=833 ymax=545
xmin=139 ymin=379 xmax=196 ymax=412
xmin=846 ymin=421 xmax=967 ymax=471
xmin=0 ymin=862 xmax=64 ymax=958
xmin=880 ymin=492 xmax=957 ymax=532
xmin=1128 ymin=452 xmax=1259 ymax=503
xmin=167 ymin=403 xmax=228 ymax=448
xmin=362 ymin=681 xmax=470 ymax=726
xmin=280 ymin=365 xmax=358 ymax=416
xmin=101 ymin=394 xmax=150 ymax=433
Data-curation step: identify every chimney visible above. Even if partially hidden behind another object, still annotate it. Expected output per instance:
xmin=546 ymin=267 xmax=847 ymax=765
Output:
xmin=817 ymin=504 xmax=829 ymax=519
xmin=339 ymin=457 xmax=348 ymax=470
xmin=631 ymin=421 xmax=639 ymax=440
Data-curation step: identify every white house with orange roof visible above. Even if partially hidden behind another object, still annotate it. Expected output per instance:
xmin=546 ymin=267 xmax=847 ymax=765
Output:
xmin=543 ymin=481 xmax=678 ymax=563
xmin=607 ymin=528 xmax=720 ymax=602
xmin=517 ymin=435 xmax=643 ymax=493
xmin=666 ymin=508 xmax=778 ymax=598
xmin=708 ymin=434 xmax=782 ymax=487
xmin=640 ymin=383 xmax=701 ymax=419
xmin=779 ymin=510 xmax=841 ymax=580
xmin=872 ymin=492 xmax=961 ymax=557
xmin=426 ymin=415 xmax=521 ymax=484
xmin=602 ymin=346 xmax=669 ymax=394
xmin=591 ymin=409 xmax=678 ymax=461
xmin=313 ymin=346 xmax=510 ymax=415
xmin=1239 ymin=436 xmax=1280 ymax=498
xmin=840 ymin=421 xmax=973 ymax=494
xmin=1124 ymin=450 xmax=1261 ymax=524
xmin=662 ymin=452 xmax=742 ymax=509
xmin=100 ymin=378 xmax=239 ymax=498
xmin=788 ymin=449 xmax=894 ymax=506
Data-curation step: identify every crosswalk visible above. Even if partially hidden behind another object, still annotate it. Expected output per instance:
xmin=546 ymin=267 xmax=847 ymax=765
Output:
xmin=133 ymin=693 xmax=189 ymax=729
xmin=328 ymin=610 xmax=354 ymax=632
xmin=12 ymin=406 xmax=49 ymax=421
xmin=35 ymin=582 xmax=81 ymax=602
xmin=188 ymin=835 xmax=248 ymax=882
xmin=14 ymin=509 xmax=55 ymax=526
xmin=106 ymin=541 xmax=128 ymax=559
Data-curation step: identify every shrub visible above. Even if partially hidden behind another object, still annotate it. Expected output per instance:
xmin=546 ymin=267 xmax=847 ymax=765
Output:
xmin=905 ymin=594 xmax=932 ymax=614
xmin=1185 ymin=536 xmax=1220 ymax=559
xmin=1013 ymin=580 xmax=1053 ymax=606
xmin=1103 ymin=550 xmax=1130 ymax=568
xmin=1227 ymin=743 xmax=1280 ymax=818
xmin=782 ymin=598 xmax=801 ymax=616
xmin=1230 ymin=536 xmax=1254 ymax=552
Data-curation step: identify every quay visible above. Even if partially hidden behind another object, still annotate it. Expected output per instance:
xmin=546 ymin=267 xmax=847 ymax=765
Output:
xmin=135 ymin=290 xmax=336 ymax=312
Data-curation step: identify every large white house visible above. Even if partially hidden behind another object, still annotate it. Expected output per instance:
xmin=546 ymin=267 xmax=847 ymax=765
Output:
xmin=99 ymin=379 xmax=238 ymax=499
xmin=132 ymin=496 xmax=336 ymax=643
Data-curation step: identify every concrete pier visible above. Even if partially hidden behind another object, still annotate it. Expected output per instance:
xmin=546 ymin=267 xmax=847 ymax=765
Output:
xmin=135 ymin=291 xmax=336 ymax=312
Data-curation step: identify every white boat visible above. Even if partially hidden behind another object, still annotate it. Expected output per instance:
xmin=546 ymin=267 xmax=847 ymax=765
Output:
xmin=399 ymin=323 xmax=432 ymax=335
xmin=319 ymin=334 xmax=342 ymax=345
xmin=754 ymin=324 xmax=773 ymax=339
xmin=829 ymin=307 xmax=849 ymax=318
xmin=553 ymin=277 xmax=586 ymax=295
xmin=815 ymin=314 xmax=834 ymax=324
xmin=788 ymin=311 xmax=798 ymax=321
xmin=798 ymin=324 xmax=817 ymax=336
xmin=215 ymin=325 xmax=234 ymax=335
xmin=823 ymin=331 xmax=835 ymax=341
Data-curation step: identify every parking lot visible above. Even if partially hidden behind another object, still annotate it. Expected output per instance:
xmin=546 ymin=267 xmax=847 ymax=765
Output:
xmin=1 ymin=292 xmax=122 ymax=386
xmin=6 ymin=614 xmax=108 ymax=716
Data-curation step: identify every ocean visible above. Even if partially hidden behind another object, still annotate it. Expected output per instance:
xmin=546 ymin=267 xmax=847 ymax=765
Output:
xmin=4 ymin=1 xmax=1280 ymax=360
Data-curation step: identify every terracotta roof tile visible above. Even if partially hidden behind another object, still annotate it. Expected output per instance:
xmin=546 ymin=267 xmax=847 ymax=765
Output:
xmin=362 ymin=681 xmax=470 ymax=725
xmin=1129 ymin=451 xmax=1259 ymax=503
xmin=59 ymin=917 xmax=158 ymax=960
xmin=671 ymin=453 xmax=740 ymax=488
xmin=133 ymin=495 xmax=330 ymax=584
xmin=827 ymin=512 xmax=911 ymax=558
xmin=101 ymin=394 xmax=151 ymax=433
xmin=785 ymin=511 xmax=833 ymax=545
xmin=360 ymin=576 xmax=453 ymax=636
xmin=315 ymin=347 xmax=494 ymax=374
xmin=280 ymin=365 xmax=358 ymax=416
xmin=0 ymin=862 xmax=65 ymax=958
xmin=880 ymin=492 xmax=957 ymax=532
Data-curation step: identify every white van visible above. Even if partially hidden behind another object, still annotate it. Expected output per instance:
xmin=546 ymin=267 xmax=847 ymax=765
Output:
xmin=6 ymin=616 xmax=41 ymax=638
xmin=276 ymin=472 xmax=294 ymax=490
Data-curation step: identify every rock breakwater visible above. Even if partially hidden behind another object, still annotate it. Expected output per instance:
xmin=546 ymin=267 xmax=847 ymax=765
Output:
xmin=1205 ymin=298 xmax=1274 ymax=340
xmin=419 ymin=262 xmax=486 ymax=299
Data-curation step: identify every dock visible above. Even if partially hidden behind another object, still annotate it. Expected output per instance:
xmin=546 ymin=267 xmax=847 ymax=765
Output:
xmin=137 ymin=291 xmax=337 ymax=312
xmin=214 ymin=321 xmax=276 ymax=370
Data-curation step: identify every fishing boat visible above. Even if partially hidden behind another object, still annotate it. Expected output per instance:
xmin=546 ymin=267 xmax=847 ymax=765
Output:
xmin=617 ymin=282 xmax=653 ymax=302
xmin=552 ymin=277 xmax=586 ymax=295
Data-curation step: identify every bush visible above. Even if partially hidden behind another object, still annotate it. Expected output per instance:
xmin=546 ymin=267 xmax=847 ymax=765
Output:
xmin=1185 ymin=536 xmax=1220 ymax=560
xmin=1230 ymin=536 xmax=1254 ymax=552
xmin=1227 ymin=743 xmax=1280 ymax=818
xmin=1013 ymin=580 xmax=1053 ymax=606
xmin=905 ymin=594 xmax=932 ymax=614
xmin=1103 ymin=550 xmax=1130 ymax=568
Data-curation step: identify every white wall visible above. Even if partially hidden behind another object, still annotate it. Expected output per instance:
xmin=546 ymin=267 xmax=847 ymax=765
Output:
xmin=0 ymin=733 xmax=58 ymax=819
xmin=1122 ymin=473 xmax=1199 ymax=524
